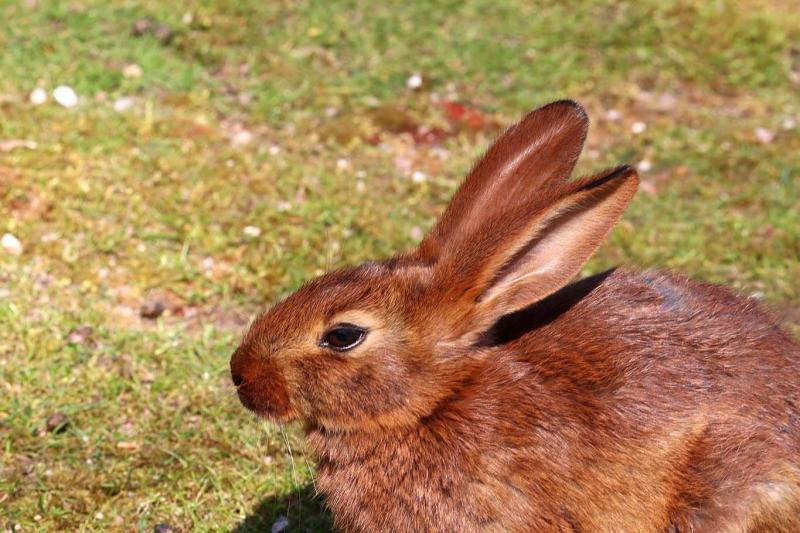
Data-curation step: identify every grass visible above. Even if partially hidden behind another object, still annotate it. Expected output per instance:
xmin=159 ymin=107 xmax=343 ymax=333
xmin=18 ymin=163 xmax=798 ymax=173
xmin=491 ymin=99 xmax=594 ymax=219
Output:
xmin=1 ymin=0 xmax=798 ymax=530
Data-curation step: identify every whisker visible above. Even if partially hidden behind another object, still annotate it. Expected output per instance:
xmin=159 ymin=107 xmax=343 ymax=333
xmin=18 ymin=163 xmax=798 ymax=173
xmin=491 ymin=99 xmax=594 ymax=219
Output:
xmin=280 ymin=423 xmax=300 ymax=488
xmin=302 ymin=452 xmax=319 ymax=496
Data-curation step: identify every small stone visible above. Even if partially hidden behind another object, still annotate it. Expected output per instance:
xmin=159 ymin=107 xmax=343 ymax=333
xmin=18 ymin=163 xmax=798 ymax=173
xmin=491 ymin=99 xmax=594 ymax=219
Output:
xmin=406 ymin=73 xmax=423 ymax=90
xmin=132 ymin=18 xmax=154 ymax=36
xmin=140 ymin=300 xmax=166 ymax=319
xmin=243 ymin=225 xmax=261 ymax=237
xmin=231 ymin=129 xmax=253 ymax=146
xmin=636 ymin=160 xmax=652 ymax=172
xmin=754 ymin=127 xmax=774 ymax=144
xmin=0 ymin=140 xmax=37 ymax=152
xmin=336 ymin=158 xmax=349 ymax=170
xmin=1 ymin=233 xmax=23 ymax=255
xmin=268 ymin=145 xmax=281 ymax=155
xmin=95 ymin=512 xmax=104 ymax=520
xmin=631 ymin=121 xmax=647 ymax=134
xmin=411 ymin=170 xmax=427 ymax=183
xmin=781 ymin=117 xmax=796 ymax=130
xmin=29 ymin=88 xmax=47 ymax=105
xmin=46 ymin=412 xmax=69 ymax=433
xmin=113 ymin=97 xmax=134 ymax=112
xmin=122 ymin=64 xmax=143 ymax=78
xmin=53 ymin=85 xmax=78 ymax=108
xmin=639 ymin=180 xmax=658 ymax=196
xmin=276 ymin=201 xmax=292 ymax=212
xmin=154 ymin=524 xmax=175 ymax=533
xmin=655 ymin=92 xmax=678 ymax=110
xmin=153 ymin=24 xmax=174 ymax=44
xmin=16 ymin=454 xmax=34 ymax=475
xmin=409 ymin=226 xmax=424 ymax=240
xmin=271 ymin=516 xmax=289 ymax=533
xmin=604 ymin=109 xmax=621 ymax=121
xmin=41 ymin=231 xmax=59 ymax=243
xmin=66 ymin=325 xmax=93 ymax=345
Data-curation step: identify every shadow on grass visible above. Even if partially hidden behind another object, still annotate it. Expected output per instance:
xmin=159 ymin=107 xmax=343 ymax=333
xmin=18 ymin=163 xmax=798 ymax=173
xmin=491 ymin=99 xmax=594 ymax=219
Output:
xmin=233 ymin=483 xmax=333 ymax=533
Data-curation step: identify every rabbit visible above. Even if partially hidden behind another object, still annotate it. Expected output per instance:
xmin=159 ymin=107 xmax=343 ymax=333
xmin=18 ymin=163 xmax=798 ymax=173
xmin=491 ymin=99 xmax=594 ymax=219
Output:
xmin=230 ymin=100 xmax=800 ymax=532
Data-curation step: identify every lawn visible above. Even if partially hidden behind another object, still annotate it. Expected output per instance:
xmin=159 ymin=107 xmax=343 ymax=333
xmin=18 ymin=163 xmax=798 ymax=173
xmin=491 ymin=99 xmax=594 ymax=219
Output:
xmin=1 ymin=0 xmax=798 ymax=531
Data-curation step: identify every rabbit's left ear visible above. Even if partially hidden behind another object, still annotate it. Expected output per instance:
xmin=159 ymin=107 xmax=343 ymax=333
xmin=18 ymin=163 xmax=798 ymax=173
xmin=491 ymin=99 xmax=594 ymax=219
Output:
xmin=431 ymin=165 xmax=638 ymax=335
xmin=473 ymin=166 xmax=638 ymax=324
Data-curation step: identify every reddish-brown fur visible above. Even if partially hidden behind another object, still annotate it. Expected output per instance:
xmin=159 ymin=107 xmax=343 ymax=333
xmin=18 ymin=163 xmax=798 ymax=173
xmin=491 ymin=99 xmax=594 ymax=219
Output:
xmin=231 ymin=100 xmax=800 ymax=532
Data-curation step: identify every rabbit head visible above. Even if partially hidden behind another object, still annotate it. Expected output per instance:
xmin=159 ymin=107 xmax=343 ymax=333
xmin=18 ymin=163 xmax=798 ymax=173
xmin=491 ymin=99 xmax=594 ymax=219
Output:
xmin=231 ymin=100 xmax=639 ymax=432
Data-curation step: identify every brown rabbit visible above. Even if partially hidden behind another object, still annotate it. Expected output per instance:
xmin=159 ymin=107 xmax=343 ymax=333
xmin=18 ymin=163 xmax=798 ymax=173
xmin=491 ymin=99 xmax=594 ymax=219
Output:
xmin=231 ymin=100 xmax=800 ymax=532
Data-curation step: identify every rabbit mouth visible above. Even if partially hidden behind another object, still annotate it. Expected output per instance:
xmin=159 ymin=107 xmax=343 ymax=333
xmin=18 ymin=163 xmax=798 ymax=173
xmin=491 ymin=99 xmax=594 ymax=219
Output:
xmin=235 ymin=374 xmax=298 ymax=422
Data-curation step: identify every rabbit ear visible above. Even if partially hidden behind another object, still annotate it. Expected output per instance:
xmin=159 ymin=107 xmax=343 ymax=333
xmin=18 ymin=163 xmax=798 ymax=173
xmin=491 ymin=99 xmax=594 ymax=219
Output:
xmin=418 ymin=100 xmax=589 ymax=260
xmin=431 ymin=165 xmax=638 ymax=336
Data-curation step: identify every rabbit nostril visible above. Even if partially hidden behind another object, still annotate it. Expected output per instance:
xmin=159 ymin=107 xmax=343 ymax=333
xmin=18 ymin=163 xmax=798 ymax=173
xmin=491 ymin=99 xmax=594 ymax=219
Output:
xmin=231 ymin=372 xmax=245 ymax=387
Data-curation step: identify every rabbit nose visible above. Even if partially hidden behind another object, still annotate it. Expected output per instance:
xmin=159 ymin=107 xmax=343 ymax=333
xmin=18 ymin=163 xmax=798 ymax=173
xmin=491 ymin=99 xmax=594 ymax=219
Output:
xmin=230 ymin=345 xmax=251 ymax=387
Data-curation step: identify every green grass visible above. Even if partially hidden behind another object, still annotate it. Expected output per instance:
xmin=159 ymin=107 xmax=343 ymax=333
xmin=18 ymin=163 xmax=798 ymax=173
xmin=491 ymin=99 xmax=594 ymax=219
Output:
xmin=1 ymin=0 xmax=798 ymax=530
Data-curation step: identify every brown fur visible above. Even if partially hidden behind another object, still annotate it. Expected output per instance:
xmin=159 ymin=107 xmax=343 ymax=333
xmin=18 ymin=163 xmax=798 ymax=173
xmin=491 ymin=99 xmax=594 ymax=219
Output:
xmin=230 ymin=100 xmax=800 ymax=532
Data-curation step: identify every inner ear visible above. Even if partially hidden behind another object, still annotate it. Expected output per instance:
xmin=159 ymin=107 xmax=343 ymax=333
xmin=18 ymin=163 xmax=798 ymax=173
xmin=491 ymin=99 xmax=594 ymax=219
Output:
xmin=473 ymin=165 xmax=638 ymax=328
xmin=476 ymin=269 xmax=616 ymax=346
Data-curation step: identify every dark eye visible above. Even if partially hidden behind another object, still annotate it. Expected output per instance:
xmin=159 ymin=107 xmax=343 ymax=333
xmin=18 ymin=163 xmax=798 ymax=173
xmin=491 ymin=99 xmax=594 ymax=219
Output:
xmin=321 ymin=324 xmax=367 ymax=351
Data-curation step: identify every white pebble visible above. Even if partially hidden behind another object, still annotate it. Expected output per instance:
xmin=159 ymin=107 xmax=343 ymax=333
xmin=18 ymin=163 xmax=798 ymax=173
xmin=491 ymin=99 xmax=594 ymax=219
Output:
xmin=406 ymin=73 xmax=423 ymax=90
xmin=243 ymin=225 xmax=261 ymax=237
xmin=41 ymin=231 xmax=59 ymax=243
xmin=53 ymin=85 xmax=78 ymax=108
xmin=754 ymin=127 xmax=774 ymax=144
xmin=272 ymin=516 xmax=289 ymax=533
xmin=122 ymin=64 xmax=143 ymax=78
xmin=276 ymin=201 xmax=292 ymax=212
xmin=29 ymin=87 xmax=47 ymax=105
xmin=95 ymin=512 xmax=104 ymax=520
xmin=113 ymin=97 xmax=134 ymax=112
xmin=781 ymin=117 xmax=796 ymax=130
xmin=631 ymin=121 xmax=647 ymax=134
xmin=411 ymin=170 xmax=427 ymax=183
xmin=336 ymin=158 xmax=350 ymax=170
xmin=231 ymin=129 xmax=253 ymax=146
xmin=604 ymin=109 xmax=621 ymax=121
xmin=356 ymin=180 xmax=366 ymax=193
xmin=636 ymin=160 xmax=652 ymax=172
xmin=409 ymin=226 xmax=423 ymax=240
xmin=1 ymin=233 xmax=23 ymax=256
xmin=268 ymin=145 xmax=281 ymax=156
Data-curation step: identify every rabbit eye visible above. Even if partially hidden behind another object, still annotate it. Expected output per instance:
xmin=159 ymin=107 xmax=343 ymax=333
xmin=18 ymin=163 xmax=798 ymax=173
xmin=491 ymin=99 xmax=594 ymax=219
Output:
xmin=321 ymin=324 xmax=367 ymax=351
